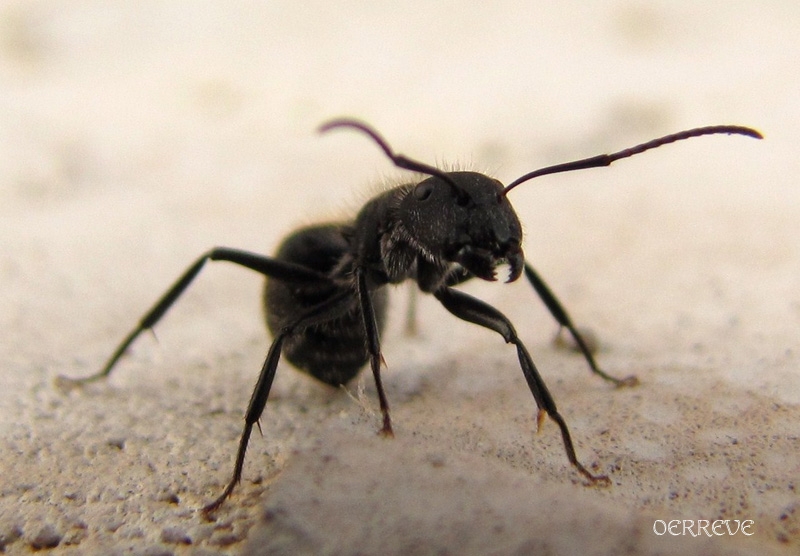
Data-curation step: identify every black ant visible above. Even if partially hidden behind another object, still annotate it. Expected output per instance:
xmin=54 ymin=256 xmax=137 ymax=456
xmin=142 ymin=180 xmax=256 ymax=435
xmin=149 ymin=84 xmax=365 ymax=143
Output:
xmin=59 ymin=118 xmax=761 ymax=513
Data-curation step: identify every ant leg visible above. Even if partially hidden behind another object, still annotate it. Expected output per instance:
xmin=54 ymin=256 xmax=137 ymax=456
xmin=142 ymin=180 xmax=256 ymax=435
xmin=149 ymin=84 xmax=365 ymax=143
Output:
xmin=59 ymin=247 xmax=329 ymax=386
xmin=433 ymin=286 xmax=609 ymax=484
xmin=356 ymin=269 xmax=393 ymax=436
xmin=523 ymin=263 xmax=638 ymax=387
xmin=202 ymin=332 xmax=284 ymax=515
xmin=203 ymin=288 xmax=358 ymax=514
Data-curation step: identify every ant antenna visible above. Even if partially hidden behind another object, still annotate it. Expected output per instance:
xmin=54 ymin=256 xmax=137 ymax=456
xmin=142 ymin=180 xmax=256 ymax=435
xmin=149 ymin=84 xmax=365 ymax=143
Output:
xmin=319 ymin=118 xmax=470 ymax=204
xmin=502 ymin=125 xmax=763 ymax=196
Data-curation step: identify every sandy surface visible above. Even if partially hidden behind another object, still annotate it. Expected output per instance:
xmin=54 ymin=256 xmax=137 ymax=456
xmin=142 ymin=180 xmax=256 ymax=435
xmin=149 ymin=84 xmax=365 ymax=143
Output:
xmin=1 ymin=2 xmax=799 ymax=555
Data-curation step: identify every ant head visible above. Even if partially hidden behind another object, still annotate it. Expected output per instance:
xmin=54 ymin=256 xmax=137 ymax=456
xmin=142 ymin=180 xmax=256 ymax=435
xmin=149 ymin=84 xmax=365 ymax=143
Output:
xmin=320 ymin=119 xmax=524 ymax=282
xmin=398 ymin=171 xmax=524 ymax=283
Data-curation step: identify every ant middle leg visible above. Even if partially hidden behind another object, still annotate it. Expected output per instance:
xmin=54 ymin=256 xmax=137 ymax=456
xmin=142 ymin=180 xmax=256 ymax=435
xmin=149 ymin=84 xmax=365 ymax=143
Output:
xmin=203 ymin=287 xmax=359 ymax=514
xmin=356 ymin=269 xmax=393 ymax=436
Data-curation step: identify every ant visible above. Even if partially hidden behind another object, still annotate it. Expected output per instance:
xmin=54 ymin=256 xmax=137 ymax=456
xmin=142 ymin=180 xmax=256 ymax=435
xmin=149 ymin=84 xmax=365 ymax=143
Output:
xmin=59 ymin=118 xmax=761 ymax=514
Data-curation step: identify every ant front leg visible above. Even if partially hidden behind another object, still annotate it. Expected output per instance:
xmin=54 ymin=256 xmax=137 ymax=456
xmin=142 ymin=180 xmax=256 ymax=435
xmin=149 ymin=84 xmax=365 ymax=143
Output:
xmin=523 ymin=263 xmax=638 ymax=387
xmin=433 ymin=286 xmax=609 ymax=484
xmin=58 ymin=247 xmax=329 ymax=386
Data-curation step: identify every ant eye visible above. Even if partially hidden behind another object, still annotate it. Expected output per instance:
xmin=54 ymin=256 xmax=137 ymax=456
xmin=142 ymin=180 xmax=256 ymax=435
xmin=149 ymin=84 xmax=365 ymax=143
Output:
xmin=413 ymin=182 xmax=433 ymax=201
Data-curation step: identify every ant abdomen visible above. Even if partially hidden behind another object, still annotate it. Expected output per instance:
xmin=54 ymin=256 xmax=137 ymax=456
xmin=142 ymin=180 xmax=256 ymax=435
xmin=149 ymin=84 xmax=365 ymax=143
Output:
xmin=264 ymin=223 xmax=388 ymax=385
